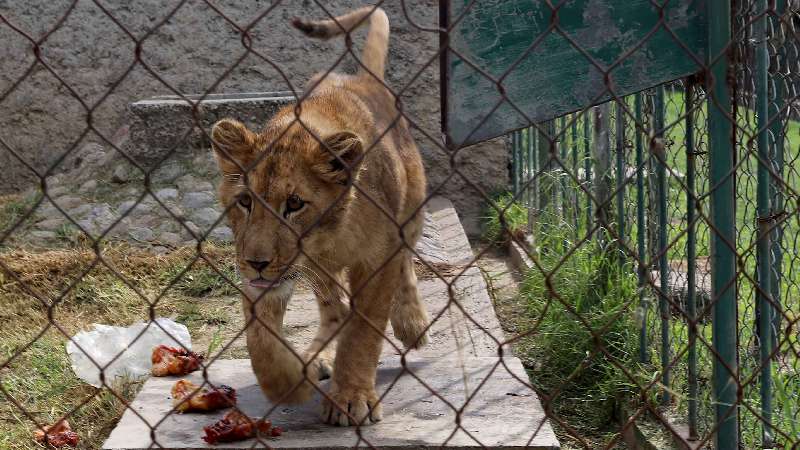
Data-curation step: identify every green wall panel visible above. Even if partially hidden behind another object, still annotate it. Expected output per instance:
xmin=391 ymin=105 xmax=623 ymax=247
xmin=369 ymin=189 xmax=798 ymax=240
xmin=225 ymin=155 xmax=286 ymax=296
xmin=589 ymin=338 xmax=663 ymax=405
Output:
xmin=444 ymin=0 xmax=707 ymax=147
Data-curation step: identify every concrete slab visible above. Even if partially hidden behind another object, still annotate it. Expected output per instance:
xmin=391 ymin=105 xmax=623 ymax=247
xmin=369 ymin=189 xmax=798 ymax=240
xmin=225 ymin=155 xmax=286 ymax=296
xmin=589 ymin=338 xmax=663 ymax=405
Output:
xmin=102 ymin=197 xmax=559 ymax=449
xmin=103 ymin=358 xmax=559 ymax=449
xmin=127 ymin=92 xmax=294 ymax=162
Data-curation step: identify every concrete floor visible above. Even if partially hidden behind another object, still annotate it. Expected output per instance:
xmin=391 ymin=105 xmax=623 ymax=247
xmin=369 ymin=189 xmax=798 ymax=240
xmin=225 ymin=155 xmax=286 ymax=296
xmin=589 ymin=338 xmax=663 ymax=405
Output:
xmin=103 ymin=197 xmax=560 ymax=449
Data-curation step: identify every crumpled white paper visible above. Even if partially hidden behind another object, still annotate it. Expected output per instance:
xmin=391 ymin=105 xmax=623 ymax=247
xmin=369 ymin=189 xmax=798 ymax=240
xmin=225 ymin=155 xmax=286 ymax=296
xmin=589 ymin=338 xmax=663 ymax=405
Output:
xmin=66 ymin=318 xmax=192 ymax=387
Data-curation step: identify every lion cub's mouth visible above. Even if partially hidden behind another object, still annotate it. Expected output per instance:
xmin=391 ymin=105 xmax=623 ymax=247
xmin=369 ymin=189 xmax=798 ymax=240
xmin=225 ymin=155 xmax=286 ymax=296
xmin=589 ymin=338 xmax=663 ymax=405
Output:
xmin=245 ymin=277 xmax=284 ymax=290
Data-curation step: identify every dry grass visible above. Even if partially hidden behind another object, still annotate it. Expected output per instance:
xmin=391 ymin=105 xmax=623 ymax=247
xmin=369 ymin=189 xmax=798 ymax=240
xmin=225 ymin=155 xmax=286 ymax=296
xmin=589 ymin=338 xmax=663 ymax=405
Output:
xmin=0 ymin=242 xmax=243 ymax=449
xmin=0 ymin=242 xmax=451 ymax=449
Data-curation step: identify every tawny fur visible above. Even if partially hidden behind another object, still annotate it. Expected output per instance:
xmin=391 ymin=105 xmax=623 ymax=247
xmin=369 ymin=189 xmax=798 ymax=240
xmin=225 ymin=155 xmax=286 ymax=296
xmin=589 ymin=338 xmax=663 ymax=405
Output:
xmin=210 ymin=5 xmax=429 ymax=427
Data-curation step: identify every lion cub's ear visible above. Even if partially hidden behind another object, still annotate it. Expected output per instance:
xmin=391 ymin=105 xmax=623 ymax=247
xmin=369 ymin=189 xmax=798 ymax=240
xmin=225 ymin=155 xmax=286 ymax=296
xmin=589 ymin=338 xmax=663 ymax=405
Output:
xmin=210 ymin=119 xmax=257 ymax=176
xmin=311 ymin=131 xmax=364 ymax=184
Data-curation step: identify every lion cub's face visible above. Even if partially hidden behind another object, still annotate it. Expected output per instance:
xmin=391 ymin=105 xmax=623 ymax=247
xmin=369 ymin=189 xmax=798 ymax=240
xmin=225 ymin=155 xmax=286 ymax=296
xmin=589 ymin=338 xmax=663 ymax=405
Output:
xmin=210 ymin=118 xmax=363 ymax=291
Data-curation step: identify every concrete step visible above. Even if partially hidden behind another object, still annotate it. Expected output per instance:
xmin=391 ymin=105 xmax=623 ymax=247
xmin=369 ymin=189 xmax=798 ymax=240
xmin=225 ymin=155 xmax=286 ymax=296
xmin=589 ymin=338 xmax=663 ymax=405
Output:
xmin=103 ymin=357 xmax=559 ymax=449
xmin=101 ymin=197 xmax=560 ymax=449
xmin=127 ymin=91 xmax=294 ymax=162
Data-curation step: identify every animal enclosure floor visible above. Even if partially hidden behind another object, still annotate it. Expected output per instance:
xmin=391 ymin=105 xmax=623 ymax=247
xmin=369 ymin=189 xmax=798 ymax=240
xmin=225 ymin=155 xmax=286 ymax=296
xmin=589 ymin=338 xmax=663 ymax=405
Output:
xmin=102 ymin=197 xmax=560 ymax=449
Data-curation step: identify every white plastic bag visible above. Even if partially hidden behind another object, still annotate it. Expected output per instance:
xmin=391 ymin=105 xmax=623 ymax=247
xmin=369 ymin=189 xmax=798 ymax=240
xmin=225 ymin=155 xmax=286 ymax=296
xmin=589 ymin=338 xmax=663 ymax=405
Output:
xmin=66 ymin=318 xmax=192 ymax=387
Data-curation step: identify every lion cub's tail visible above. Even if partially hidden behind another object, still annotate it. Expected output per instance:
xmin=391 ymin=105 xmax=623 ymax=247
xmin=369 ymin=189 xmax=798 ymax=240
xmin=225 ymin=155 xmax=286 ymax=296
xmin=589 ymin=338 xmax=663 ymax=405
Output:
xmin=291 ymin=6 xmax=389 ymax=80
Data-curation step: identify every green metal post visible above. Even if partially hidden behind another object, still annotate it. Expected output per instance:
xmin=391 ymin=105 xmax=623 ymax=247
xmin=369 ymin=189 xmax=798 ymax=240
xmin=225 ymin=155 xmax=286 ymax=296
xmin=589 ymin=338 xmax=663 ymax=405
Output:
xmin=532 ymin=126 xmax=541 ymax=237
xmin=528 ymin=127 xmax=536 ymax=234
xmin=708 ymin=0 xmax=739 ymax=447
xmin=538 ymin=122 xmax=552 ymax=221
xmin=616 ymin=101 xmax=627 ymax=266
xmin=560 ymin=115 xmax=568 ymax=250
xmin=548 ymin=119 xmax=558 ymax=221
xmin=572 ymin=114 xmax=579 ymax=232
xmin=770 ymin=0 xmax=786 ymax=354
xmin=594 ymin=104 xmax=612 ymax=246
xmin=685 ymin=79 xmax=699 ymax=441
xmin=584 ymin=112 xmax=592 ymax=232
xmin=755 ymin=0 xmax=773 ymax=445
xmin=654 ymin=86 xmax=670 ymax=406
xmin=512 ymin=130 xmax=520 ymax=196
xmin=523 ymin=129 xmax=530 ymax=209
xmin=560 ymin=115 xmax=568 ymax=222
xmin=636 ymin=94 xmax=648 ymax=364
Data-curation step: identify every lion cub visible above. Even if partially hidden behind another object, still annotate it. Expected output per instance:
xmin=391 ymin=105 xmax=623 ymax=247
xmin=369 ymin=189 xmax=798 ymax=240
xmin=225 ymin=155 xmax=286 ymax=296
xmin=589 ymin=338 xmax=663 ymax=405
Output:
xmin=210 ymin=6 xmax=429 ymax=426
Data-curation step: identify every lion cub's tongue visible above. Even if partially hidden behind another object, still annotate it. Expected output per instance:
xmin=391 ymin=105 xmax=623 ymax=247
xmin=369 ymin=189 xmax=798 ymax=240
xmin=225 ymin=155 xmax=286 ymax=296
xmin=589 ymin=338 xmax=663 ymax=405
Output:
xmin=247 ymin=279 xmax=281 ymax=289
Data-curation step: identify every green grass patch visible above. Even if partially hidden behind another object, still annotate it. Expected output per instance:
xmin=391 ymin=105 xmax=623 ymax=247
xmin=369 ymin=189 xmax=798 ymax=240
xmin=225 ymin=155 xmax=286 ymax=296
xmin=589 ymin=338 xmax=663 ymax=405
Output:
xmin=516 ymin=229 xmax=650 ymax=442
xmin=505 ymin=86 xmax=800 ymax=446
xmin=482 ymin=192 xmax=529 ymax=245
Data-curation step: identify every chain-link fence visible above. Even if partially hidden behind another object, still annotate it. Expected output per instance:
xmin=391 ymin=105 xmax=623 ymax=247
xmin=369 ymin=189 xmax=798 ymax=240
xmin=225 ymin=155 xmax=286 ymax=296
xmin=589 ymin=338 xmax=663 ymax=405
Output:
xmin=507 ymin=1 xmax=800 ymax=448
xmin=1 ymin=0 xmax=799 ymax=449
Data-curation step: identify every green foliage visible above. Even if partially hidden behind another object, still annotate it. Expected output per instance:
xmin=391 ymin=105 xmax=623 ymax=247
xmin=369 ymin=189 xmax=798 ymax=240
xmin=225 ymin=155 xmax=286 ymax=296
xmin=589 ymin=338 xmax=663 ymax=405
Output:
xmin=518 ymin=232 xmax=646 ymax=431
xmin=482 ymin=193 xmax=529 ymax=245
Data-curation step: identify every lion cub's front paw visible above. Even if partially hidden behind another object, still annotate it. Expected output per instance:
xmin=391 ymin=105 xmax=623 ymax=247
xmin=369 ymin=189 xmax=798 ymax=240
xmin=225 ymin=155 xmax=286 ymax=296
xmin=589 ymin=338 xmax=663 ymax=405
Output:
xmin=321 ymin=385 xmax=382 ymax=426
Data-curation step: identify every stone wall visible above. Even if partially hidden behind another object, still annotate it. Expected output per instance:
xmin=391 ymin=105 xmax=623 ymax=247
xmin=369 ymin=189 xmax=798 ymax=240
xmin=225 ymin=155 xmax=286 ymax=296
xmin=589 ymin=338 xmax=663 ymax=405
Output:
xmin=0 ymin=0 xmax=507 ymax=235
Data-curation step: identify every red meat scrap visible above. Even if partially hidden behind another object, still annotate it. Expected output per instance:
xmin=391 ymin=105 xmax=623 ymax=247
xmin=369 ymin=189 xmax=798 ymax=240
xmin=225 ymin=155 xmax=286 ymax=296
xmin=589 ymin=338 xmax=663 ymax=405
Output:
xmin=202 ymin=410 xmax=283 ymax=444
xmin=151 ymin=344 xmax=203 ymax=376
xmin=171 ymin=379 xmax=236 ymax=413
xmin=33 ymin=420 xmax=79 ymax=448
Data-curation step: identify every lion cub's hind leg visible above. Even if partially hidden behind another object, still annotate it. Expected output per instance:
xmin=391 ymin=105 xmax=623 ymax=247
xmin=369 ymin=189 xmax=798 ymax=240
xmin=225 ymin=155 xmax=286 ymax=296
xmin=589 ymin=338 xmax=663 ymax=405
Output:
xmin=390 ymin=252 xmax=429 ymax=350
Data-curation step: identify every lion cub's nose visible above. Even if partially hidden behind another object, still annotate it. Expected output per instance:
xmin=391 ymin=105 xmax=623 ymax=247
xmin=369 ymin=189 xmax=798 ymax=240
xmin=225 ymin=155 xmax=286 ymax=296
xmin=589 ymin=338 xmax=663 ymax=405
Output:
xmin=246 ymin=259 xmax=270 ymax=272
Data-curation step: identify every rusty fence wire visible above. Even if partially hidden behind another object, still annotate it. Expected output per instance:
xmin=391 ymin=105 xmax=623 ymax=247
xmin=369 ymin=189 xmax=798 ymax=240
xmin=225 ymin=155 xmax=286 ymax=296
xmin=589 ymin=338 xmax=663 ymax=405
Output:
xmin=508 ymin=1 xmax=800 ymax=448
xmin=0 ymin=1 xmax=799 ymax=450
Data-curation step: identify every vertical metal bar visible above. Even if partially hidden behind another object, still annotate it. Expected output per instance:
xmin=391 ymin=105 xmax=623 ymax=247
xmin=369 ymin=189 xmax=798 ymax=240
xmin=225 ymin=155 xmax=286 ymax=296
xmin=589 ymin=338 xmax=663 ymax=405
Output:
xmin=584 ymin=112 xmax=592 ymax=231
xmin=560 ymin=115 xmax=568 ymax=225
xmin=769 ymin=0 xmax=786 ymax=357
xmin=755 ymin=0 xmax=774 ymax=445
xmin=572 ymin=114 xmax=579 ymax=232
xmin=709 ymin=0 xmax=739 ymax=446
xmin=528 ymin=126 xmax=536 ymax=235
xmin=523 ymin=128 xmax=529 ymax=209
xmin=512 ymin=130 xmax=520 ymax=196
xmin=594 ymin=104 xmax=612 ymax=245
xmin=560 ymin=115 xmax=568 ymax=250
xmin=616 ymin=100 xmax=627 ymax=265
xmin=549 ymin=119 xmax=559 ymax=220
xmin=685 ymin=78 xmax=699 ymax=441
xmin=538 ymin=121 xmax=553 ymax=244
xmin=654 ymin=86 xmax=670 ymax=406
xmin=636 ymin=93 xmax=648 ymax=364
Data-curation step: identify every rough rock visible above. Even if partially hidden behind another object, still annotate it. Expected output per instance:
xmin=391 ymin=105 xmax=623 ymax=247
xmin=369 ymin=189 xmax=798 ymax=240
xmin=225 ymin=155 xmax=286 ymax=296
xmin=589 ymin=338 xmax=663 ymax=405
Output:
xmin=152 ymin=162 xmax=183 ymax=184
xmin=154 ymin=188 xmax=179 ymax=202
xmin=208 ymin=226 xmax=233 ymax=243
xmin=128 ymin=226 xmax=155 ymax=242
xmin=112 ymin=165 xmax=130 ymax=184
xmin=46 ymin=185 xmax=69 ymax=198
xmin=157 ymin=231 xmax=182 ymax=247
xmin=184 ymin=221 xmax=201 ymax=236
xmin=118 ymin=200 xmax=137 ymax=214
xmin=30 ymin=230 xmax=57 ymax=240
xmin=180 ymin=191 xmax=215 ymax=209
xmin=79 ymin=179 xmax=98 ymax=193
xmin=55 ymin=196 xmax=82 ymax=210
xmin=189 ymin=207 xmax=221 ymax=229
xmin=66 ymin=204 xmax=93 ymax=219
xmin=35 ymin=218 xmax=66 ymax=231
xmin=174 ymin=175 xmax=199 ymax=193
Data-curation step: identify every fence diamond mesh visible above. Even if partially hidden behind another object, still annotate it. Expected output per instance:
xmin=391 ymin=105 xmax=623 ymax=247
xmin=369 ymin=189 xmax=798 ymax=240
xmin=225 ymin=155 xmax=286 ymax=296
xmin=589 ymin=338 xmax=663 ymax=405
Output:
xmin=1 ymin=1 xmax=798 ymax=449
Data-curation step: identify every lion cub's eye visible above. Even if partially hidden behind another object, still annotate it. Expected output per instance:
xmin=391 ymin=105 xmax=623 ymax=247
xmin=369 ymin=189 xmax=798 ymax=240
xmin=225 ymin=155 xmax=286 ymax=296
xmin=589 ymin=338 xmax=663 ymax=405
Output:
xmin=285 ymin=194 xmax=305 ymax=216
xmin=237 ymin=194 xmax=252 ymax=211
